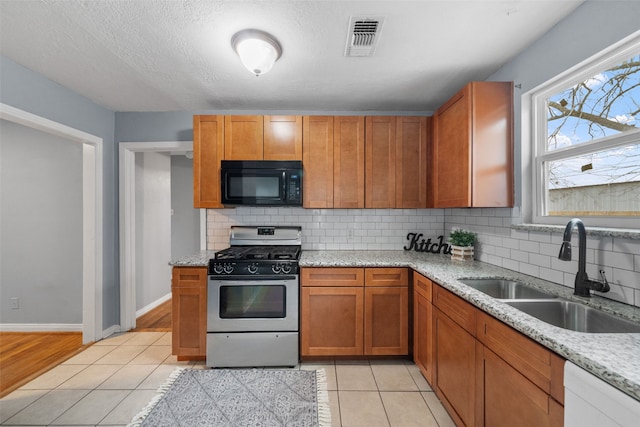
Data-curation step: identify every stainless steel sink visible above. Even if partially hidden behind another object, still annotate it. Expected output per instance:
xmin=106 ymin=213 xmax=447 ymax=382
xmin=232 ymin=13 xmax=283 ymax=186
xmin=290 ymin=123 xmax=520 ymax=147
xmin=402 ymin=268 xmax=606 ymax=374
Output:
xmin=504 ymin=300 xmax=640 ymax=333
xmin=460 ymin=278 xmax=558 ymax=300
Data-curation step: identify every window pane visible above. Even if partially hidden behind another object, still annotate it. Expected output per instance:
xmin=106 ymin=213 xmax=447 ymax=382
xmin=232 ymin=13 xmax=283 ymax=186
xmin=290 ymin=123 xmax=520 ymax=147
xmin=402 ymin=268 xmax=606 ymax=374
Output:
xmin=545 ymin=143 xmax=640 ymax=216
xmin=546 ymin=54 xmax=640 ymax=151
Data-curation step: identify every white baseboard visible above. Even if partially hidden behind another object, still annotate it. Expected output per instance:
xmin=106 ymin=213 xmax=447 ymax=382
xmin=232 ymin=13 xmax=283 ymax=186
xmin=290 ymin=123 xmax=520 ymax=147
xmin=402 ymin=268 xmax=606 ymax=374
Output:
xmin=0 ymin=323 xmax=82 ymax=332
xmin=136 ymin=292 xmax=171 ymax=318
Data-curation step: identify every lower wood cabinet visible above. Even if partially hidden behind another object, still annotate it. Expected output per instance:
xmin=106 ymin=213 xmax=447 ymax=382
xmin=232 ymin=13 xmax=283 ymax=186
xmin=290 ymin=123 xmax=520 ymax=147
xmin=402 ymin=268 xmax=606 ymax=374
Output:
xmin=430 ymin=283 xmax=565 ymax=427
xmin=171 ymin=266 xmax=207 ymax=360
xmin=300 ymin=267 xmax=408 ymax=357
xmin=413 ymin=272 xmax=434 ymax=384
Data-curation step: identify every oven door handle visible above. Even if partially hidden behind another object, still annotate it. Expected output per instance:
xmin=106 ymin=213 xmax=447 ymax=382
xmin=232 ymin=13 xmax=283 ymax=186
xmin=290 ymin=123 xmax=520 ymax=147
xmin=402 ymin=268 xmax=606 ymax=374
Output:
xmin=208 ymin=275 xmax=297 ymax=282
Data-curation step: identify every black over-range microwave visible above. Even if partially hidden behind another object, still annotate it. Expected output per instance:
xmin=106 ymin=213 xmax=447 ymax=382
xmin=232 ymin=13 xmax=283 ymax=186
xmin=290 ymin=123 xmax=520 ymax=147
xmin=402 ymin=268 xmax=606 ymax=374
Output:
xmin=220 ymin=160 xmax=303 ymax=206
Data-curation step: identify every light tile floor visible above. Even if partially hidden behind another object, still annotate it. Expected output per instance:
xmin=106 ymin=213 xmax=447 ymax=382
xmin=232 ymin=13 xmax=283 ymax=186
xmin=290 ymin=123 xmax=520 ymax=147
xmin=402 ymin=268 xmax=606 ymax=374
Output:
xmin=0 ymin=332 xmax=455 ymax=426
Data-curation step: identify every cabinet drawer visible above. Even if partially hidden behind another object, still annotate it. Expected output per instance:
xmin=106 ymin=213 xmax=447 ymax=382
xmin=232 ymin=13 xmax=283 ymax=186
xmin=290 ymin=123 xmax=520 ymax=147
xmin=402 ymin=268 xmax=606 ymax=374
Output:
xmin=365 ymin=267 xmax=408 ymax=287
xmin=413 ymin=273 xmax=432 ymax=301
xmin=477 ymin=311 xmax=564 ymax=404
xmin=301 ymin=267 xmax=364 ymax=287
xmin=172 ymin=266 xmax=207 ymax=288
xmin=433 ymin=284 xmax=476 ymax=335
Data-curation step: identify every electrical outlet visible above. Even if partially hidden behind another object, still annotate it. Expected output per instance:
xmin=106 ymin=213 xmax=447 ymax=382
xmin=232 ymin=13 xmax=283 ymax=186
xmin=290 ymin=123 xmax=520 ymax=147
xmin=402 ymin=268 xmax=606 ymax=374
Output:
xmin=347 ymin=228 xmax=354 ymax=239
xmin=11 ymin=297 xmax=19 ymax=309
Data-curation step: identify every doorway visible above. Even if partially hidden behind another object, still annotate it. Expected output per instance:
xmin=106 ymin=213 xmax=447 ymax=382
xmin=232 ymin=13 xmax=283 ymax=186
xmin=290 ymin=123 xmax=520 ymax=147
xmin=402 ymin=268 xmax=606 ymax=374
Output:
xmin=119 ymin=141 xmax=205 ymax=331
xmin=0 ymin=103 xmax=103 ymax=344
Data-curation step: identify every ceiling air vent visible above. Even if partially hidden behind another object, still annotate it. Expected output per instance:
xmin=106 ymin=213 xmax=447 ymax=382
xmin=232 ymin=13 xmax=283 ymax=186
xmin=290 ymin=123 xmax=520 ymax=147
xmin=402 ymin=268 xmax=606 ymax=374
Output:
xmin=344 ymin=16 xmax=384 ymax=57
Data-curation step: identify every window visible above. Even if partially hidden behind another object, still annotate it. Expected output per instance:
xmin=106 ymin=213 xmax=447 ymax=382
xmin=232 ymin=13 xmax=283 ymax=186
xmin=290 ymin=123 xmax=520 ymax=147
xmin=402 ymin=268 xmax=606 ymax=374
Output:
xmin=526 ymin=31 xmax=640 ymax=229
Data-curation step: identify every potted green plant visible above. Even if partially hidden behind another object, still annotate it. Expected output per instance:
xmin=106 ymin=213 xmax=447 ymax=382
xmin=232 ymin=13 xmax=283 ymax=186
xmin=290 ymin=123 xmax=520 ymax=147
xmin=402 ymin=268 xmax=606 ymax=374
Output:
xmin=448 ymin=229 xmax=476 ymax=261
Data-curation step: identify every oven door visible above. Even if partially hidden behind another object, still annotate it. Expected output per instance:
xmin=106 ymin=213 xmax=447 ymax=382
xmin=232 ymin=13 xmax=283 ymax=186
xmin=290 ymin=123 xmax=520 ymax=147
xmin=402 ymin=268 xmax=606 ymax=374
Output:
xmin=207 ymin=276 xmax=299 ymax=332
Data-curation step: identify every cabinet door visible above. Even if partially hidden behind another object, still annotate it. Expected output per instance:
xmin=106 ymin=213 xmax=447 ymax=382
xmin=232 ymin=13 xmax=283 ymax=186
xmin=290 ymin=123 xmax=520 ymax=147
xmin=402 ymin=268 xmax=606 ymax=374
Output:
xmin=365 ymin=116 xmax=396 ymax=208
xmin=224 ymin=115 xmax=264 ymax=160
xmin=193 ymin=115 xmax=224 ymax=208
xmin=433 ymin=86 xmax=472 ymax=208
xmin=396 ymin=116 xmax=430 ymax=208
xmin=301 ymin=286 xmax=364 ymax=356
xmin=334 ymin=116 xmax=365 ymax=208
xmin=481 ymin=347 xmax=562 ymax=427
xmin=413 ymin=274 xmax=434 ymax=384
xmin=302 ymin=116 xmax=334 ymax=208
xmin=471 ymin=82 xmax=514 ymax=207
xmin=365 ymin=286 xmax=408 ymax=355
xmin=435 ymin=307 xmax=478 ymax=427
xmin=171 ymin=267 xmax=207 ymax=359
xmin=264 ymin=115 xmax=302 ymax=160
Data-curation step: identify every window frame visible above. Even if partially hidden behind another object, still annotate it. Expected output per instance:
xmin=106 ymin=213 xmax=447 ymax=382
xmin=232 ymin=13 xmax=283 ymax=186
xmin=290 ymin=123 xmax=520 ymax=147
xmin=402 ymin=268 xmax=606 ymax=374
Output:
xmin=523 ymin=30 xmax=640 ymax=229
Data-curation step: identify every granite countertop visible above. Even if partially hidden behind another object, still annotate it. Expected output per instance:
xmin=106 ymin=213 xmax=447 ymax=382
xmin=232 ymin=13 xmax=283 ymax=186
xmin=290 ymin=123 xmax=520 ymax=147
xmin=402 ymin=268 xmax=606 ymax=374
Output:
xmin=170 ymin=249 xmax=640 ymax=401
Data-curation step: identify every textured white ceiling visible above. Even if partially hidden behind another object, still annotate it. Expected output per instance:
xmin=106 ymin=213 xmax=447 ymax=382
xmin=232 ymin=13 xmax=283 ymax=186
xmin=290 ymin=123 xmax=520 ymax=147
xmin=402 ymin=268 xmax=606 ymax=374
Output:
xmin=0 ymin=0 xmax=584 ymax=113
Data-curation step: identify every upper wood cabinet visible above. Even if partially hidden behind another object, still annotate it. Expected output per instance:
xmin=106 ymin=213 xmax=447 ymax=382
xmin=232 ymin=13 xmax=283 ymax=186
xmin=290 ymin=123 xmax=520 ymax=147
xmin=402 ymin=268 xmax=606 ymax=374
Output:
xmin=193 ymin=115 xmax=224 ymax=208
xmin=365 ymin=116 xmax=396 ymax=208
xmin=334 ymin=116 xmax=365 ymax=208
xmin=433 ymin=81 xmax=514 ymax=208
xmin=303 ymin=116 xmax=334 ymax=208
xmin=396 ymin=116 xmax=430 ymax=208
xmin=224 ymin=115 xmax=264 ymax=160
xmin=264 ymin=115 xmax=303 ymax=160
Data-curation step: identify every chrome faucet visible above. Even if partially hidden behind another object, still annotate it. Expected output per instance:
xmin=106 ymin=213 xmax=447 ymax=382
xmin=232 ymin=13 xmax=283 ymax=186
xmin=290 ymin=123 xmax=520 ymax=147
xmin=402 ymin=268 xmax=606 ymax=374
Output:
xmin=558 ymin=218 xmax=610 ymax=297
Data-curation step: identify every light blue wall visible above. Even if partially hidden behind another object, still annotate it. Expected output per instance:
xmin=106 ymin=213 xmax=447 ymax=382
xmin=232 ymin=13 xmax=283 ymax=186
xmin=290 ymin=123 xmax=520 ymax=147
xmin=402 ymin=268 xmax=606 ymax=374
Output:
xmin=0 ymin=55 xmax=119 ymax=329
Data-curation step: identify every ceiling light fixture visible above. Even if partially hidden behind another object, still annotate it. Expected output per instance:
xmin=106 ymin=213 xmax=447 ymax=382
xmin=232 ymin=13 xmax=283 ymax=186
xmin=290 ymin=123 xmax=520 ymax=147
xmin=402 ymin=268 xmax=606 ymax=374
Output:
xmin=231 ymin=29 xmax=282 ymax=76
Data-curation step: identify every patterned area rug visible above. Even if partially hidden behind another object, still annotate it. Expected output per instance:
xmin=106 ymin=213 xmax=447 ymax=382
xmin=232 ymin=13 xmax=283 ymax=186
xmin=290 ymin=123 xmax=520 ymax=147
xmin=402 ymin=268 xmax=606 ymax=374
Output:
xmin=128 ymin=368 xmax=331 ymax=427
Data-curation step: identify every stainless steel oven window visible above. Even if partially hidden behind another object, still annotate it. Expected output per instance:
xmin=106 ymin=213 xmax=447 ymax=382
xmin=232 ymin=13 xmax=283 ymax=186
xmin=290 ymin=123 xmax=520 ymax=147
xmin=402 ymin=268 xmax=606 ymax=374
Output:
xmin=220 ymin=285 xmax=286 ymax=318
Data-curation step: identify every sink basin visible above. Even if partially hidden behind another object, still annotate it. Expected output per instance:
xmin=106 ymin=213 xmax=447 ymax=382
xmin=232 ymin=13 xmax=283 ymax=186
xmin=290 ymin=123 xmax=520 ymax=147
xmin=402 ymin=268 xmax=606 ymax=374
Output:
xmin=505 ymin=300 xmax=640 ymax=333
xmin=460 ymin=278 xmax=558 ymax=300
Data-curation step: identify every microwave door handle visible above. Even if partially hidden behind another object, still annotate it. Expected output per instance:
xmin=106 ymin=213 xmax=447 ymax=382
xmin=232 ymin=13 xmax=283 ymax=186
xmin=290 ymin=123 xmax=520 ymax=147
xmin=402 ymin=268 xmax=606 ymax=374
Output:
xmin=281 ymin=171 xmax=287 ymax=199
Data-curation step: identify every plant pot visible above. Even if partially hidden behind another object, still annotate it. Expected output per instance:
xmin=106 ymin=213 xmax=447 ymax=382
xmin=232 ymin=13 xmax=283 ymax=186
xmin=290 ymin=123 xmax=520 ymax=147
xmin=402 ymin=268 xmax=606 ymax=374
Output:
xmin=450 ymin=245 xmax=474 ymax=261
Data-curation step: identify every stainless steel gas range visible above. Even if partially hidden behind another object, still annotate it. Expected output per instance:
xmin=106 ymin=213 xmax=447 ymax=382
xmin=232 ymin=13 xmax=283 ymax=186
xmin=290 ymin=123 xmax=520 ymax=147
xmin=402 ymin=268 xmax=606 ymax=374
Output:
xmin=206 ymin=225 xmax=301 ymax=368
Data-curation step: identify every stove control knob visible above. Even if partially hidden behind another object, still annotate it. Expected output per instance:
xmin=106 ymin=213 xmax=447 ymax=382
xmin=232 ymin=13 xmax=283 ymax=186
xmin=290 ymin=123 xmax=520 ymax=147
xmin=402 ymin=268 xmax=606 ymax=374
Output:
xmin=223 ymin=263 xmax=234 ymax=274
xmin=281 ymin=263 xmax=292 ymax=274
xmin=271 ymin=264 xmax=282 ymax=274
xmin=213 ymin=263 xmax=224 ymax=274
xmin=247 ymin=263 xmax=259 ymax=274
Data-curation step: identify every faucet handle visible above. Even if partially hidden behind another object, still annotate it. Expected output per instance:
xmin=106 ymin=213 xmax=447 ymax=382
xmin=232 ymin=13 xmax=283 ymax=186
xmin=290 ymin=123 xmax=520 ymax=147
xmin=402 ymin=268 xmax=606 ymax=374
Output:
xmin=597 ymin=270 xmax=611 ymax=293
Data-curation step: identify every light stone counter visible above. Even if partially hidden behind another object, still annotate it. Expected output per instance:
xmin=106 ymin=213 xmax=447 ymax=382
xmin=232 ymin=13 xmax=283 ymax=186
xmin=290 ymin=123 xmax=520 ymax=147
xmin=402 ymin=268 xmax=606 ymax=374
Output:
xmin=170 ymin=249 xmax=640 ymax=401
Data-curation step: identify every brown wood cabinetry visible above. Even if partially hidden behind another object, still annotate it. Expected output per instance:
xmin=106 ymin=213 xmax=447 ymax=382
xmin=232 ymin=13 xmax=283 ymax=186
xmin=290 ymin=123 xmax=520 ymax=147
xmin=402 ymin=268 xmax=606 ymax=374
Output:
xmin=413 ymin=272 xmax=434 ymax=384
xmin=302 ymin=116 xmax=334 ymax=208
xmin=433 ymin=81 xmax=513 ymax=208
xmin=365 ymin=116 xmax=396 ymax=208
xmin=300 ymin=267 xmax=408 ymax=357
xmin=171 ymin=266 xmax=207 ymax=360
xmin=264 ymin=115 xmax=303 ymax=160
xmin=396 ymin=116 xmax=430 ymax=208
xmin=433 ymin=285 xmax=479 ymax=427
xmin=431 ymin=284 xmax=564 ymax=427
xmin=193 ymin=115 xmax=224 ymax=208
xmin=193 ymin=114 xmax=303 ymax=207
xmin=334 ymin=116 xmax=365 ymax=208
xmin=224 ymin=115 xmax=264 ymax=160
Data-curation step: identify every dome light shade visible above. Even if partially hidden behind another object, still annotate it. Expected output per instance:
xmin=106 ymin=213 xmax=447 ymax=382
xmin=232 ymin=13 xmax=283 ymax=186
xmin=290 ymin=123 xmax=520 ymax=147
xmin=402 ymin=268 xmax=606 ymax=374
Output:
xmin=231 ymin=29 xmax=282 ymax=76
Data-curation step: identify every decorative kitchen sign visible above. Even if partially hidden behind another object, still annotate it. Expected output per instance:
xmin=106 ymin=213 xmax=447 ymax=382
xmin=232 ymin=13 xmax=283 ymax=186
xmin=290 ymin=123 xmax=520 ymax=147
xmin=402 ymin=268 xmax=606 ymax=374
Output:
xmin=404 ymin=233 xmax=452 ymax=254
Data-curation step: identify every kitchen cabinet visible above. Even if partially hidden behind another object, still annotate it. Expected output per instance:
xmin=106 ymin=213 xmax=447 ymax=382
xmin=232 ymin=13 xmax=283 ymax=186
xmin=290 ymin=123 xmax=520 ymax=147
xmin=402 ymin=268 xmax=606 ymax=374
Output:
xmin=413 ymin=272 xmax=434 ymax=384
xmin=300 ymin=267 xmax=408 ymax=357
xmin=224 ymin=115 xmax=264 ymax=160
xmin=264 ymin=115 xmax=303 ymax=160
xmin=193 ymin=115 xmax=224 ymax=208
xmin=396 ymin=116 xmax=430 ymax=208
xmin=433 ymin=284 xmax=479 ymax=427
xmin=433 ymin=81 xmax=513 ymax=208
xmin=302 ymin=116 xmax=334 ymax=208
xmin=333 ymin=116 xmax=365 ymax=208
xmin=476 ymin=311 xmax=564 ymax=427
xmin=365 ymin=116 xmax=396 ymax=208
xmin=432 ymin=283 xmax=564 ymax=427
xmin=171 ymin=266 xmax=207 ymax=360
